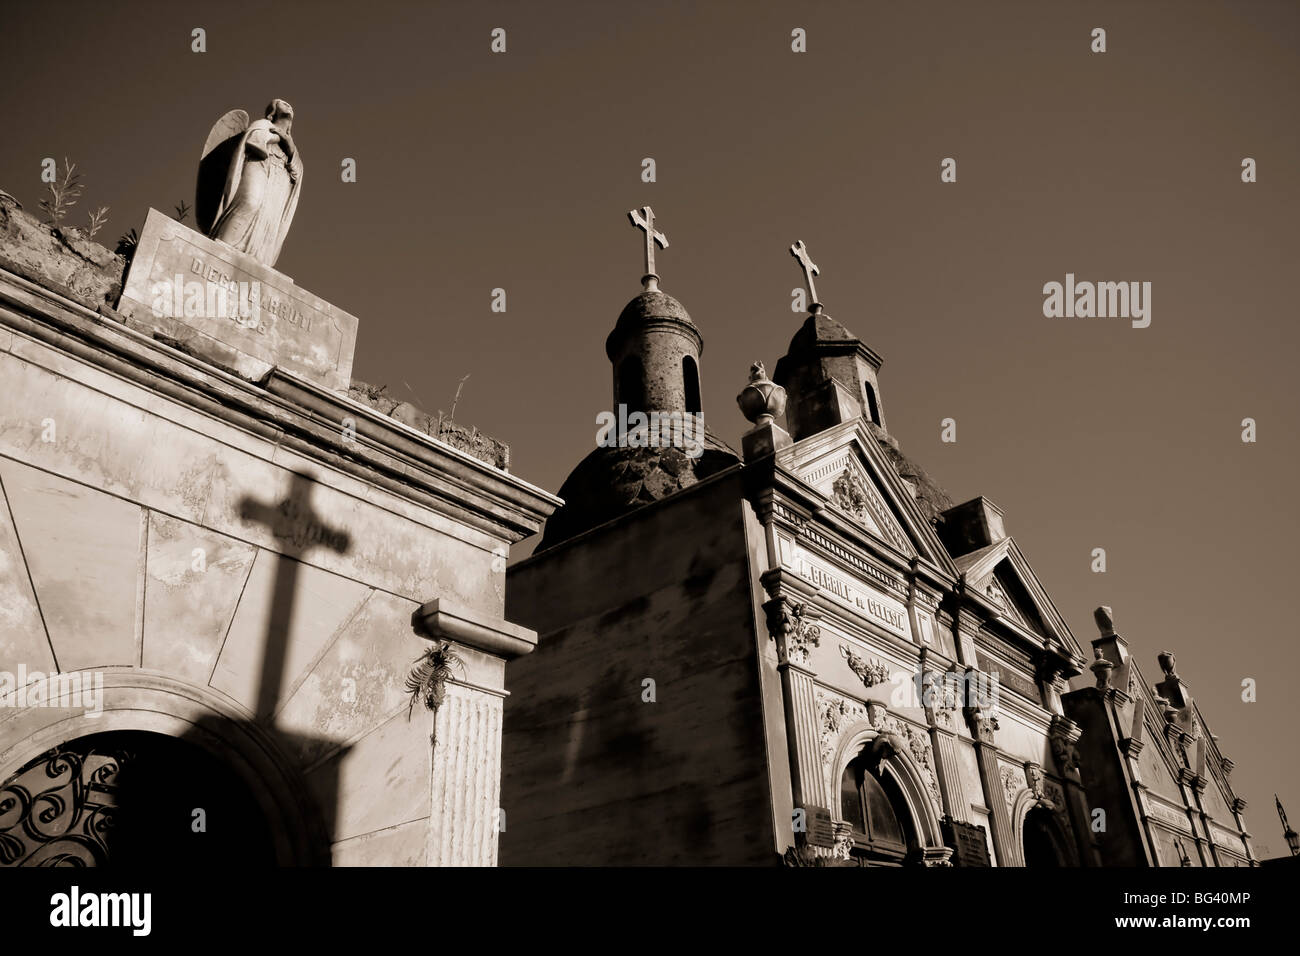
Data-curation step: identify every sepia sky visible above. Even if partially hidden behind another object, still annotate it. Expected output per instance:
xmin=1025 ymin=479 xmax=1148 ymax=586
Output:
xmin=3 ymin=0 xmax=1298 ymax=854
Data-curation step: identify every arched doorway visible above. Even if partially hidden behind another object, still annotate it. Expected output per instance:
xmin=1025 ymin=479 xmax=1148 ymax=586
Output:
xmin=1022 ymin=805 xmax=1068 ymax=868
xmin=839 ymin=751 xmax=913 ymax=865
xmin=835 ymin=734 xmax=931 ymax=867
xmin=0 ymin=730 xmax=275 ymax=866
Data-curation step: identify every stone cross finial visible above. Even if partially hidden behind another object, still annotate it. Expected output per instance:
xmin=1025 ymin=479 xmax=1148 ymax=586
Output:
xmin=628 ymin=206 xmax=668 ymax=291
xmin=790 ymin=240 xmax=821 ymax=313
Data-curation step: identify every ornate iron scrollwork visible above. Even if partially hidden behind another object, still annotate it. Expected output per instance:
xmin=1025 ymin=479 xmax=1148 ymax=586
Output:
xmin=0 ymin=745 xmax=126 ymax=867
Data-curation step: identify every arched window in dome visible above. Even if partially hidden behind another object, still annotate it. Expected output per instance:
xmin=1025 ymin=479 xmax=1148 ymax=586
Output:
xmin=838 ymin=746 xmax=913 ymax=865
xmin=618 ymin=356 xmax=644 ymax=414
xmin=682 ymin=356 xmax=701 ymax=415
xmin=863 ymin=381 xmax=881 ymax=426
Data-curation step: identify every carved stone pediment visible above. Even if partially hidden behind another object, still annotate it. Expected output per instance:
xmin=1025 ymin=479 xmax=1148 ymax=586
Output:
xmin=797 ymin=449 xmax=914 ymax=555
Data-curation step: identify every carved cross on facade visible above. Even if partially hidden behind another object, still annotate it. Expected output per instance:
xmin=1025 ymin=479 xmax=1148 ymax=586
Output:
xmin=238 ymin=472 xmax=351 ymax=720
xmin=790 ymin=239 xmax=822 ymax=313
xmin=628 ymin=206 xmax=668 ymax=291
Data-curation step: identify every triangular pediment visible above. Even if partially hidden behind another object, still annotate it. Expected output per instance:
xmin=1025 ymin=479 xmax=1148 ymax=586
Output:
xmin=956 ymin=536 xmax=1081 ymax=656
xmin=802 ymin=450 xmax=912 ymax=553
xmin=776 ymin=419 xmax=955 ymax=571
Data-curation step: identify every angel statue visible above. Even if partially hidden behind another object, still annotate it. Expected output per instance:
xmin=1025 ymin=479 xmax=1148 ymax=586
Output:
xmin=196 ymin=99 xmax=303 ymax=268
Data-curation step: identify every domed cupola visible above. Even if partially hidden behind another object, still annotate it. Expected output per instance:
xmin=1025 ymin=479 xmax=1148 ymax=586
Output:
xmin=606 ymin=289 xmax=703 ymax=419
xmin=536 ymin=207 xmax=738 ymax=550
xmin=606 ymin=207 xmax=704 ymax=419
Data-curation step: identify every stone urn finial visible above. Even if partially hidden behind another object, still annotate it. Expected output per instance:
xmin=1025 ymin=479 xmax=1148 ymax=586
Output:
xmin=1157 ymin=651 xmax=1178 ymax=678
xmin=1090 ymin=647 xmax=1114 ymax=690
xmin=737 ymin=361 xmax=786 ymax=427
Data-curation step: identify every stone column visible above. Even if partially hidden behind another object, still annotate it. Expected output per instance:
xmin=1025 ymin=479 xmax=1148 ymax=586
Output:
xmin=413 ymin=597 xmax=540 ymax=867
xmin=1049 ymin=713 xmax=1099 ymax=866
xmin=763 ymin=588 xmax=833 ymax=855
xmin=966 ymin=698 xmax=1014 ymax=866
xmin=919 ymin=660 xmax=966 ymax=822
xmin=764 ymin=596 xmax=828 ymax=807
xmin=427 ymin=683 xmax=505 ymax=866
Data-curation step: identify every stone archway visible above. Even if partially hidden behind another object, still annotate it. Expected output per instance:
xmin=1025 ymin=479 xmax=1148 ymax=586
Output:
xmin=827 ymin=720 xmax=951 ymax=865
xmin=1022 ymin=805 xmax=1070 ymax=868
xmin=1007 ymin=787 xmax=1076 ymax=867
xmin=0 ymin=729 xmax=274 ymax=866
xmin=0 ymin=672 xmax=322 ymax=866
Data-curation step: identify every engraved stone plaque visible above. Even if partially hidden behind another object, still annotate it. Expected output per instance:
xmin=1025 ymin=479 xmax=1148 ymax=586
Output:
xmin=943 ymin=819 xmax=992 ymax=866
xmin=804 ymin=805 xmax=836 ymax=848
xmin=117 ymin=208 xmax=358 ymax=390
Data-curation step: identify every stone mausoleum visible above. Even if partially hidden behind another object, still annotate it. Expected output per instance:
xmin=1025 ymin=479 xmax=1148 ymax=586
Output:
xmin=500 ymin=231 xmax=1256 ymax=867
xmin=0 ymin=187 xmax=558 ymax=865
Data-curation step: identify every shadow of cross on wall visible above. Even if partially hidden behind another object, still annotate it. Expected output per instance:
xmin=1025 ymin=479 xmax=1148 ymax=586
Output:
xmin=238 ymin=471 xmax=352 ymax=721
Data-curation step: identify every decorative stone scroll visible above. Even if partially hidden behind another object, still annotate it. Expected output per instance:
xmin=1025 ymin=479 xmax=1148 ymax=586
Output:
xmin=1049 ymin=714 xmax=1082 ymax=776
xmin=763 ymin=597 xmax=822 ymax=668
xmin=920 ymin=670 xmax=960 ymax=730
xmin=1000 ymin=765 xmax=1021 ymax=811
xmin=1024 ymin=763 xmax=1045 ymax=801
xmin=840 ymin=643 xmax=890 ymax=688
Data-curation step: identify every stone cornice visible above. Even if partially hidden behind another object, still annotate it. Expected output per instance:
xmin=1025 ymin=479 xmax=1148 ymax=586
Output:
xmin=0 ymin=268 xmax=560 ymax=541
xmin=1119 ymin=736 xmax=1145 ymax=758
xmin=413 ymin=598 xmax=539 ymax=660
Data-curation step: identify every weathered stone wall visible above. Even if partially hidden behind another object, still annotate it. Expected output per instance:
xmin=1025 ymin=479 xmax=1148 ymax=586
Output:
xmin=501 ymin=471 xmax=775 ymax=865
xmin=0 ymin=238 xmax=555 ymax=865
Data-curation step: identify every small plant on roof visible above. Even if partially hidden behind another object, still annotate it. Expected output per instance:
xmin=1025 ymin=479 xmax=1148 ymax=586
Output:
xmin=115 ymin=227 xmax=139 ymax=258
xmin=449 ymin=374 xmax=470 ymax=421
xmin=39 ymin=158 xmax=82 ymax=227
xmin=86 ymin=206 xmax=110 ymax=239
